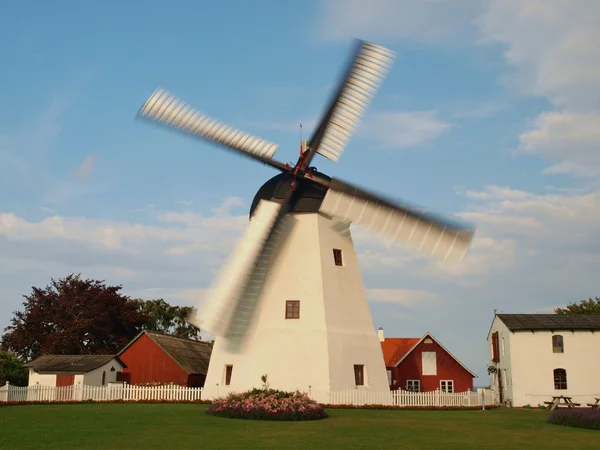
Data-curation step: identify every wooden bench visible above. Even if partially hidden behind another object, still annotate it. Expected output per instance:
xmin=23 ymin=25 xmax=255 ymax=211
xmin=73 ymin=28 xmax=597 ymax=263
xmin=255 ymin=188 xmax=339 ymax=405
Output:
xmin=586 ymin=398 xmax=600 ymax=409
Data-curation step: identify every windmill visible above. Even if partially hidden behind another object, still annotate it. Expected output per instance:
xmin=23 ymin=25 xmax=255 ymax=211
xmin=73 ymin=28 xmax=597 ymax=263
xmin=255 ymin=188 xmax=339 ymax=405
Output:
xmin=138 ymin=40 xmax=475 ymax=397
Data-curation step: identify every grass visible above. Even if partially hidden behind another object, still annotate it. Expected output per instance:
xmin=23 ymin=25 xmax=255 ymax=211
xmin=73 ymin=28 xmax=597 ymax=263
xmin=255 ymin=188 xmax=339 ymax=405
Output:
xmin=0 ymin=404 xmax=598 ymax=449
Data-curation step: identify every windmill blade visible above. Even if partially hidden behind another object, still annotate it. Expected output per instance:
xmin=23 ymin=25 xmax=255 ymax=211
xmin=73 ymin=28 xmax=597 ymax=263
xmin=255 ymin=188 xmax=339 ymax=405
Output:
xmin=308 ymin=40 xmax=395 ymax=163
xmin=188 ymin=200 xmax=292 ymax=352
xmin=139 ymin=88 xmax=284 ymax=168
xmin=311 ymin=176 xmax=474 ymax=264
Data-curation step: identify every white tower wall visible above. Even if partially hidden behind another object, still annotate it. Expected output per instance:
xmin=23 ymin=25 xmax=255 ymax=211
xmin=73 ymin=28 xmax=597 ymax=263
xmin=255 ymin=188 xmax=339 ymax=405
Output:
xmin=202 ymin=212 xmax=389 ymax=399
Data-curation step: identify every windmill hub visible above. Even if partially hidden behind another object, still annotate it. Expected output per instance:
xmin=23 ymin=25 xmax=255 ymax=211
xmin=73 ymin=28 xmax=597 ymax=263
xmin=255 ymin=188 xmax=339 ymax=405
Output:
xmin=249 ymin=171 xmax=331 ymax=219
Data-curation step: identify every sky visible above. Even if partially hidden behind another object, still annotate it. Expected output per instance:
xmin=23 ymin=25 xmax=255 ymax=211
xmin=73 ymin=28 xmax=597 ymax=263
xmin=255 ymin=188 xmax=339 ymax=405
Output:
xmin=1 ymin=0 xmax=599 ymax=383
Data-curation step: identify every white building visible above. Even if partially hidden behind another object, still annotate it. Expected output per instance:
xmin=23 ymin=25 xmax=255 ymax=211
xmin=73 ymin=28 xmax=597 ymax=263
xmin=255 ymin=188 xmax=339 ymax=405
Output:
xmin=24 ymin=354 xmax=126 ymax=387
xmin=487 ymin=313 xmax=600 ymax=407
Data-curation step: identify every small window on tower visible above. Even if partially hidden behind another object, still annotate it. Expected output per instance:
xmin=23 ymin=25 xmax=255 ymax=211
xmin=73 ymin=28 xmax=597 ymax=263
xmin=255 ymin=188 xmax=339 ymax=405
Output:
xmin=354 ymin=364 xmax=365 ymax=386
xmin=285 ymin=300 xmax=300 ymax=319
xmin=225 ymin=365 xmax=233 ymax=385
xmin=333 ymin=249 xmax=343 ymax=266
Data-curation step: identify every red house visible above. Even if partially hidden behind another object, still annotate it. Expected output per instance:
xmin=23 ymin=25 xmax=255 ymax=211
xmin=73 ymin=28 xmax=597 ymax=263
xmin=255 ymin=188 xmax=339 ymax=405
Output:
xmin=379 ymin=328 xmax=476 ymax=393
xmin=117 ymin=330 xmax=212 ymax=387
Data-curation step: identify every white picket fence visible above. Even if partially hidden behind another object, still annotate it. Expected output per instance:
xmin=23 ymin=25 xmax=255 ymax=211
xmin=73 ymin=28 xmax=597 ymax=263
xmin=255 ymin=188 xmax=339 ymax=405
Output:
xmin=0 ymin=382 xmax=495 ymax=407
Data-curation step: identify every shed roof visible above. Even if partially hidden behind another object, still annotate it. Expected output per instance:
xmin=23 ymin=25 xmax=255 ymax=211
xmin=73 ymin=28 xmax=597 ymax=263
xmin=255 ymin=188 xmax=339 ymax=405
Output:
xmin=497 ymin=314 xmax=600 ymax=331
xmin=119 ymin=330 xmax=212 ymax=375
xmin=24 ymin=354 xmax=124 ymax=374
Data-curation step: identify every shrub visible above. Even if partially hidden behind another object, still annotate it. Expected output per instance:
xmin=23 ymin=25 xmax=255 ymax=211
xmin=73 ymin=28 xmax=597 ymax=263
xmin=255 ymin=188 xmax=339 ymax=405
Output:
xmin=207 ymin=375 xmax=327 ymax=421
xmin=547 ymin=408 xmax=600 ymax=430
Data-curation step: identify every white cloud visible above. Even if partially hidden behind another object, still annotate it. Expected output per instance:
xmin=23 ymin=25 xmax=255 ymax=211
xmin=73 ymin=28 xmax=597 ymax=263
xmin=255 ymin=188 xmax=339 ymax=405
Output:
xmin=367 ymin=288 xmax=437 ymax=306
xmin=0 ymin=198 xmax=249 ymax=322
xmin=318 ymin=1 xmax=600 ymax=176
xmin=358 ymin=111 xmax=451 ymax=148
xmin=317 ymin=0 xmax=482 ymax=44
xmin=476 ymin=1 xmax=600 ymax=175
xmin=517 ymin=112 xmax=600 ymax=175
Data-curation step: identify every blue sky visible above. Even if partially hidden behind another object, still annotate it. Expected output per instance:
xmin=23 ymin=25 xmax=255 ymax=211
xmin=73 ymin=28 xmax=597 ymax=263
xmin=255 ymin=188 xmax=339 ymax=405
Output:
xmin=2 ymin=0 xmax=600 ymax=384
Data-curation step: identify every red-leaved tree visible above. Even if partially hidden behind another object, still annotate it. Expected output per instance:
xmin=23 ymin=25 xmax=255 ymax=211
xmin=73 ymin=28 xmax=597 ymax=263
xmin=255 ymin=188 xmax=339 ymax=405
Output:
xmin=1 ymin=274 xmax=148 ymax=361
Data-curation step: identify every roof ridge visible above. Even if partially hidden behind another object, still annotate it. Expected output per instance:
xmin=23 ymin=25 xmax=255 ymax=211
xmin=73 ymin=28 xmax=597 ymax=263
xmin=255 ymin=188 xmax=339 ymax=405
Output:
xmin=143 ymin=329 xmax=210 ymax=345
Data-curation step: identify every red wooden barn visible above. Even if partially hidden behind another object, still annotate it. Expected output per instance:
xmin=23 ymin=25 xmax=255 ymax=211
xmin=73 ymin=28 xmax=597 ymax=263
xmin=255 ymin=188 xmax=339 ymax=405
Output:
xmin=379 ymin=328 xmax=476 ymax=393
xmin=117 ymin=330 xmax=212 ymax=387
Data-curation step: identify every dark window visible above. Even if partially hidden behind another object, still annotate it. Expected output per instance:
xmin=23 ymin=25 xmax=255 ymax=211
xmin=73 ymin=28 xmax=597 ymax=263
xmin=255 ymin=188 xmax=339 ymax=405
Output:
xmin=333 ymin=249 xmax=343 ymax=266
xmin=440 ymin=380 xmax=454 ymax=393
xmin=286 ymin=300 xmax=300 ymax=319
xmin=225 ymin=365 xmax=233 ymax=385
xmin=552 ymin=335 xmax=564 ymax=353
xmin=354 ymin=365 xmax=364 ymax=386
xmin=554 ymin=368 xmax=567 ymax=390
xmin=102 ymin=371 xmax=106 ymax=385
xmin=491 ymin=332 xmax=500 ymax=363
xmin=406 ymin=380 xmax=420 ymax=392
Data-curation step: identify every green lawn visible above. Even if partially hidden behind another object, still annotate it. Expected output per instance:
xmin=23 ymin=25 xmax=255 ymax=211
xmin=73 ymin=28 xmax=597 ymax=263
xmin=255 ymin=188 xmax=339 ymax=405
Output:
xmin=0 ymin=404 xmax=597 ymax=449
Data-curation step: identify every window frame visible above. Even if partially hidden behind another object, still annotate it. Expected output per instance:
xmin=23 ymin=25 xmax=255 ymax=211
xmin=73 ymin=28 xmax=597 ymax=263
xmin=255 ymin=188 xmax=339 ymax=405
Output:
xmin=354 ymin=364 xmax=365 ymax=386
xmin=285 ymin=300 xmax=300 ymax=319
xmin=225 ymin=365 xmax=233 ymax=386
xmin=553 ymin=368 xmax=567 ymax=390
xmin=440 ymin=380 xmax=454 ymax=393
xmin=333 ymin=249 xmax=343 ymax=266
xmin=406 ymin=379 xmax=420 ymax=392
xmin=552 ymin=335 xmax=564 ymax=353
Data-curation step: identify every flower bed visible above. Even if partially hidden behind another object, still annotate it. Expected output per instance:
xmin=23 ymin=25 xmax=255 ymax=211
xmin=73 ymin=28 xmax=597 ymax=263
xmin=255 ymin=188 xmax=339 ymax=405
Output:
xmin=547 ymin=408 xmax=600 ymax=430
xmin=207 ymin=387 xmax=327 ymax=421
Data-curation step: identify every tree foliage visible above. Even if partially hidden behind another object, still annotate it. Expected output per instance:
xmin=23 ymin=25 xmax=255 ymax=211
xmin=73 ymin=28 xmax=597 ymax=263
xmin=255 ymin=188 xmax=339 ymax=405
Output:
xmin=1 ymin=274 xmax=148 ymax=360
xmin=554 ymin=297 xmax=600 ymax=315
xmin=0 ymin=351 xmax=27 ymax=386
xmin=129 ymin=298 xmax=201 ymax=340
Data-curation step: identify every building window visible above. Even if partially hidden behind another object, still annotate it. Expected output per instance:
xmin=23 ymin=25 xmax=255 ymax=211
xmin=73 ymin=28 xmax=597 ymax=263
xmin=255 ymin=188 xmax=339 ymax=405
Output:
xmin=285 ymin=300 xmax=300 ymax=319
xmin=406 ymin=380 xmax=420 ymax=392
xmin=424 ymin=338 xmax=433 ymax=344
xmin=440 ymin=380 xmax=454 ymax=393
xmin=491 ymin=331 xmax=500 ymax=363
xmin=553 ymin=368 xmax=567 ymax=390
xmin=225 ymin=365 xmax=233 ymax=386
xmin=386 ymin=370 xmax=392 ymax=385
xmin=552 ymin=335 xmax=564 ymax=353
xmin=102 ymin=371 xmax=106 ymax=386
xmin=333 ymin=249 xmax=343 ymax=266
xmin=354 ymin=365 xmax=364 ymax=386
xmin=421 ymin=351 xmax=437 ymax=376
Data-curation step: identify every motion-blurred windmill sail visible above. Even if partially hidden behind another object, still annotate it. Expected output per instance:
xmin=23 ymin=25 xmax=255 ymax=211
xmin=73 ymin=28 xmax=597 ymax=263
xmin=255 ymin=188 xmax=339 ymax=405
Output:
xmin=137 ymin=39 xmax=476 ymax=354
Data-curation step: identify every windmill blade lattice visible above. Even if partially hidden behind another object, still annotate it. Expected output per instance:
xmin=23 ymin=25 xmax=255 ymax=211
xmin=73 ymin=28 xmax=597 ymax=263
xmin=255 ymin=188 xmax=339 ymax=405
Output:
xmin=309 ymin=40 xmax=396 ymax=163
xmin=139 ymin=88 xmax=281 ymax=162
xmin=308 ymin=174 xmax=474 ymax=264
xmin=189 ymin=200 xmax=293 ymax=351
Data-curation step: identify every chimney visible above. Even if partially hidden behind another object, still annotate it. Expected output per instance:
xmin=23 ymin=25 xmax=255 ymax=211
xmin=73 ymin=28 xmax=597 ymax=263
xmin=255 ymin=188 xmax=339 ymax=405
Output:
xmin=378 ymin=327 xmax=384 ymax=342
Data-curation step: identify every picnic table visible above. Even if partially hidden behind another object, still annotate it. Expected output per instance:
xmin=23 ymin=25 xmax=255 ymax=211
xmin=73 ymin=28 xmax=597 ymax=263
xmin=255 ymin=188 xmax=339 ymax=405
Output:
xmin=544 ymin=395 xmax=580 ymax=411
xmin=586 ymin=398 xmax=600 ymax=409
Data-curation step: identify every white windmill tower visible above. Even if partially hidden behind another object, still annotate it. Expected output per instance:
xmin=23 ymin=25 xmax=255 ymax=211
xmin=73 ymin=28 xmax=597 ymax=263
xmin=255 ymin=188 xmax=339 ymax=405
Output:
xmin=137 ymin=40 xmax=475 ymax=398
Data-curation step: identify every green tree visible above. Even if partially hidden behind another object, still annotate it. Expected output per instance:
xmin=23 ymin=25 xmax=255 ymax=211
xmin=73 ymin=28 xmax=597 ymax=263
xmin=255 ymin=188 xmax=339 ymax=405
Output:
xmin=1 ymin=274 xmax=148 ymax=360
xmin=554 ymin=297 xmax=600 ymax=315
xmin=130 ymin=298 xmax=201 ymax=340
xmin=0 ymin=350 xmax=28 ymax=386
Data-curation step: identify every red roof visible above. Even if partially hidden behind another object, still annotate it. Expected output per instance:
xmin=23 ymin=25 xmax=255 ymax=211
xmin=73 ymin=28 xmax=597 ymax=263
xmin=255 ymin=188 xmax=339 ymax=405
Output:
xmin=380 ymin=338 xmax=420 ymax=367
